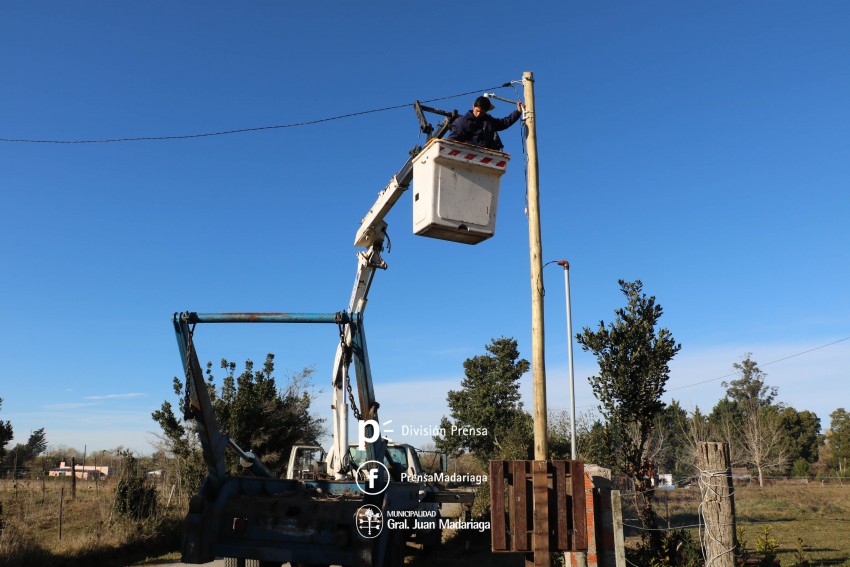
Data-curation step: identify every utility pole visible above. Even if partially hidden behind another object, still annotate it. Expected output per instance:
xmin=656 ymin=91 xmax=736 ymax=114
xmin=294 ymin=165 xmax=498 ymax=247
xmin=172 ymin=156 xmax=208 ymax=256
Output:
xmin=491 ymin=74 xmax=587 ymax=567
xmin=524 ymin=71 xmax=547 ymax=462
xmin=524 ymin=70 xmax=551 ymax=567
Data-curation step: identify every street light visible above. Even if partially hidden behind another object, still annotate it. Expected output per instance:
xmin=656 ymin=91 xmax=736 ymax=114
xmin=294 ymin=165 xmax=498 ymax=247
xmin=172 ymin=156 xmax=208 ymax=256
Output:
xmin=556 ymin=260 xmax=577 ymax=461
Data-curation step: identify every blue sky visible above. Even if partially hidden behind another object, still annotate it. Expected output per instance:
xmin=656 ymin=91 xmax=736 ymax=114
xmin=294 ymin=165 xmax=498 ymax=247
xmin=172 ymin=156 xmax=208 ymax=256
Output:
xmin=1 ymin=2 xmax=848 ymax=455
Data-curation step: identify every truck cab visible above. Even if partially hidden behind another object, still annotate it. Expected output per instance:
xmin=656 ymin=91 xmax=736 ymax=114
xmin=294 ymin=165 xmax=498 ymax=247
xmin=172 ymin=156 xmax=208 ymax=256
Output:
xmin=286 ymin=443 xmax=446 ymax=485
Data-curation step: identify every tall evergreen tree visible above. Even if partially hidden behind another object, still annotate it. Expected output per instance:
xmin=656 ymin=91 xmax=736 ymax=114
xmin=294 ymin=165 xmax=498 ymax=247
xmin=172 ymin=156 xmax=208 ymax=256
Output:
xmin=26 ymin=428 xmax=47 ymax=457
xmin=576 ymin=279 xmax=680 ymax=545
xmin=722 ymin=354 xmax=778 ymax=410
xmin=434 ymin=337 xmax=531 ymax=464
xmin=779 ymin=408 xmax=823 ymax=467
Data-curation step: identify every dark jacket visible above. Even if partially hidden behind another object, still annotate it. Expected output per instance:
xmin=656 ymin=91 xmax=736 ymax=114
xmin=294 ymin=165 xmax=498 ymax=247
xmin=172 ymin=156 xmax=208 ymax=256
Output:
xmin=446 ymin=109 xmax=522 ymax=151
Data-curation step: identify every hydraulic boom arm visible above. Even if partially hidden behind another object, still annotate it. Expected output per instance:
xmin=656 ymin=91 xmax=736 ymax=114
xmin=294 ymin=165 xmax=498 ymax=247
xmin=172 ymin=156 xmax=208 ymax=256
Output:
xmin=326 ymin=104 xmax=456 ymax=478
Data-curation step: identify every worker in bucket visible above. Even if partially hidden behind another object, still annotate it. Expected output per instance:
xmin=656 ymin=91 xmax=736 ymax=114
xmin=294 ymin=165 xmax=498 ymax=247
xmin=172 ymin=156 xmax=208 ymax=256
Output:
xmin=446 ymin=95 xmax=524 ymax=151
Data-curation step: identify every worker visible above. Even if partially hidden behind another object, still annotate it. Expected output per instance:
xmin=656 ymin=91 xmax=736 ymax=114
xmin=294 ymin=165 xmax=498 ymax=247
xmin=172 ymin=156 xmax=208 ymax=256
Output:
xmin=446 ymin=95 xmax=524 ymax=151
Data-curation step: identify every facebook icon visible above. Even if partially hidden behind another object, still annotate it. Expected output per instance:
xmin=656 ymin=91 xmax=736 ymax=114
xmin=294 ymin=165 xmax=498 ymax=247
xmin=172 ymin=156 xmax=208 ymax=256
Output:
xmin=355 ymin=460 xmax=390 ymax=495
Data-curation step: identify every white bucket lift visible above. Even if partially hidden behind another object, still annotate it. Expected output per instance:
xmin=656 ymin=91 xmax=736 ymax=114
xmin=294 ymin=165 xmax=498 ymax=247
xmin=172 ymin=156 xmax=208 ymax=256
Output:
xmin=412 ymin=138 xmax=510 ymax=245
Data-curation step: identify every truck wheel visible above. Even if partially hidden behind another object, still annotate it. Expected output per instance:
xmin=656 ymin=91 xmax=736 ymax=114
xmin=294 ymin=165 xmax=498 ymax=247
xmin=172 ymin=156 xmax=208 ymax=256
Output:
xmin=422 ymin=516 xmax=443 ymax=554
xmin=382 ymin=529 xmax=407 ymax=567
xmin=223 ymin=559 xmax=278 ymax=567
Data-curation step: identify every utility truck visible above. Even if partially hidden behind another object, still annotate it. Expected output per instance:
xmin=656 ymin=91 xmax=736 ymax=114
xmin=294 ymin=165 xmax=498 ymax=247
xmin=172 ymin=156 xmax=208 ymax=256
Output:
xmin=172 ymin=100 xmax=512 ymax=566
xmin=287 ymin=442 xmax=467 ymax=549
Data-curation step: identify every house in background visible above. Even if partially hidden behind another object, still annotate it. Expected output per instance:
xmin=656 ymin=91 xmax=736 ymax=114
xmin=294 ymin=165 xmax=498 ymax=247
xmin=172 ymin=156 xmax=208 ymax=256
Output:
xmin=48 ymin=461 xmax=112 ymax=480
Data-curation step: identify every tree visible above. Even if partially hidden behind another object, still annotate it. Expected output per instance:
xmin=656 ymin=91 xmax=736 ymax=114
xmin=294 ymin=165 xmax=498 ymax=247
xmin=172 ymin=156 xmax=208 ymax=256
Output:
xmin=709 ymin=397 xmax=745 ymax=465
xmin=829 ymin=408 xmax=850 ymax=477
xmin=655 ymin=400 xmax=692 ymax=481
xmin=548 ymin=410 xmax=607 ymax=463
xmin=722 ymin=354 xmax=778 ymax=409
xmin=152 ymin=354 xmax=325 ymax=483
xmin=739 ymin=405 xmax=788 ymax=486
xmin=579 ymin=418 xmax=615 ymax=470
xmin=212 ymin=357 xmax=324 ymax=474
xmin=2 ymin=428 xmax=49 ymax=469
xmin=26 ymin=428 xmax=47 ymax=458
xmin=0 ymin=398 xmax=13 ymax=460
xmin=434 ymin=337 xmax=531 ymax=464
xmin=717 ymin=355 xmax=793 ymax=485
xmin=547 ymin=410 xmax=573 ymax=461
xmin=677 ymin=406 xmax=715 ymax=479
xmin=779 ymin=408 xmax=823 ymax=468
xmin=576 ymin=279 xmax=681 ymax=544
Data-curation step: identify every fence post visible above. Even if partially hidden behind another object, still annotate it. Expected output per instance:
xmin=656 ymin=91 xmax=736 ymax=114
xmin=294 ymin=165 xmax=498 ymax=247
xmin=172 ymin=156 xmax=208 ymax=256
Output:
xmin=58 ymin=486 xmax=64 ymax=540
xmin=697 ymin=442 xmax=737 ymax=567
xmin=611 ymin=490 xmax=626 ymax=567
xmin=71 ymin=457 xmax=77 ymax=499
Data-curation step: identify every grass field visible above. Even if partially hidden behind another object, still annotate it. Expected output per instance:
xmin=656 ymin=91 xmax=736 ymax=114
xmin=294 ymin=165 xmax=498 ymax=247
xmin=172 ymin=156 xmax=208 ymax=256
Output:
xmin=628 ymin=483 xmax=850 ymax=566
xmin=0 ymin=476 xmax=181 ymax=566
xmin=2 ymin=477 xmax=849 ymax=565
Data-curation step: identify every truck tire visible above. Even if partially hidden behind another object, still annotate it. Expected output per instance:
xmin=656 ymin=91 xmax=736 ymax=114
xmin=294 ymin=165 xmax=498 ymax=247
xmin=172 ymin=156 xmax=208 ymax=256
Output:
xmin=223 ymin=559 xmax=280 ymax=567
xmin=421 ymin=513 xmax=443 ymax=554
xmin=382 ymin=529 xmax=407 ymax=567
xmin=221 ymin=558 xmax=322 ymax=567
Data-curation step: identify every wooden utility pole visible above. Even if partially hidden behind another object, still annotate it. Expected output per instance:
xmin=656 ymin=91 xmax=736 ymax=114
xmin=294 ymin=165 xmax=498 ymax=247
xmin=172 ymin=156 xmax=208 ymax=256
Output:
xmin=524 ymin=71 xmax=547 ymax=461
xmin=697 ymin=442 xmax=737 ymax=567
xmin=523 ymin=70 xmax=551 ymax=567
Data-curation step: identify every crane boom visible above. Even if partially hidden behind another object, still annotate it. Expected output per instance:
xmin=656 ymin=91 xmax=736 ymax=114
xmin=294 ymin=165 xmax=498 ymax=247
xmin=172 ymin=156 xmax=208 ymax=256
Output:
xmin=327 ymin=105 xmax=456 ymax=477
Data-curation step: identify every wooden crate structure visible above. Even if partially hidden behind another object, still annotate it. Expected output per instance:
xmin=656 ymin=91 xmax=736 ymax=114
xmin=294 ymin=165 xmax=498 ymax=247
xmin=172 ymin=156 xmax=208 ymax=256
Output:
xmin=490 ymin=460 xmax=588 ymax=555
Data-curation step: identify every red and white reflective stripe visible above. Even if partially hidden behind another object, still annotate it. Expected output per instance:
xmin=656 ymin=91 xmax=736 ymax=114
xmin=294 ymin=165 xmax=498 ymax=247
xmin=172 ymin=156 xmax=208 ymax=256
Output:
xmin=441 ymin=146 xmax=507 ymax=168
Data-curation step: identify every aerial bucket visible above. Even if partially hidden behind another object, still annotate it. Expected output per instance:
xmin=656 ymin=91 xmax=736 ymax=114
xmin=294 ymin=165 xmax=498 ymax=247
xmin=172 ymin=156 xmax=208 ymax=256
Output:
xmin=412 ymin=138 xmax=510 ymax=245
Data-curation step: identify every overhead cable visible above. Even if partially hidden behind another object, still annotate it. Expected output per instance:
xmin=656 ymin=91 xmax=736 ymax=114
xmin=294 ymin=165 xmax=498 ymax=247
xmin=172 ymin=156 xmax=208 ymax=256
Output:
xmin=667 ymin=335 xmax=850 ymax=393
xmin=558 ymin=334 xmax=850 ymax=411
xmin=0 ymin=83 xmax=512 ymax=145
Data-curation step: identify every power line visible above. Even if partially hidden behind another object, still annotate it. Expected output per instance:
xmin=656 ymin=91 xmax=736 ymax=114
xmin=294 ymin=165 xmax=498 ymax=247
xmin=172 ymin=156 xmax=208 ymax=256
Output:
xmin=557 ymin=334 xmax=850 ymax=411
xmin=667 ymin=335 xmax=850 ymax=393
xmin=0 ymin=83 xmax=512 ymax=145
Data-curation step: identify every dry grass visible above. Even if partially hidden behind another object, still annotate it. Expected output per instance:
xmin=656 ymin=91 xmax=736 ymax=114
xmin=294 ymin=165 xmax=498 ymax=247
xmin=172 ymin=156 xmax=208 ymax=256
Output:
xmin=5 ymin=476 xmax=850 ymax=566
xmin=0 ymin=477 xmax=182 ymax=567
xmin=628 ymin=482 xmax=850 ymax=565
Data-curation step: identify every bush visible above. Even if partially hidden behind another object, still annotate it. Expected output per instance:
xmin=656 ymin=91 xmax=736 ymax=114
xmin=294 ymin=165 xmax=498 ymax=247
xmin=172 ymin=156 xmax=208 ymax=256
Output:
xmin=792 ymin=458 xmax=810 ymax=478
xmin=114 ymin=476 xmax=158 ymax=520
xmin=113 ymin=451 xmax=158 ymax=520
xmin=626 ymin=529 xmax=702 ymax=567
